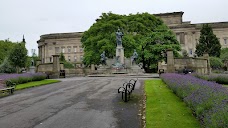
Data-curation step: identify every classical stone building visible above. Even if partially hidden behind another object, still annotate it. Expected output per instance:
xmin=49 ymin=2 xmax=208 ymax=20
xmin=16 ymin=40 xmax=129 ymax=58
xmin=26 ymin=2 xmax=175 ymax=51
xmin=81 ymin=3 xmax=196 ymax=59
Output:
xmin=37 ymin=11 xmax=228 ymax=63
xmin=155 ymin=12 xmax=228 ymax=57
xmin=37 ymin=32 xmax=84 ymax=64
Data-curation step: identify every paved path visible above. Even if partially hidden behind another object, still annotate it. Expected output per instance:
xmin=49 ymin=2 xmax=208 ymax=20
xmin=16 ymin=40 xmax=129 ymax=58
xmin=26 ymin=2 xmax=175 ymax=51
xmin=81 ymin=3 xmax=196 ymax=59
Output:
xmin=0 ymin=77 xmax=148 ymax=128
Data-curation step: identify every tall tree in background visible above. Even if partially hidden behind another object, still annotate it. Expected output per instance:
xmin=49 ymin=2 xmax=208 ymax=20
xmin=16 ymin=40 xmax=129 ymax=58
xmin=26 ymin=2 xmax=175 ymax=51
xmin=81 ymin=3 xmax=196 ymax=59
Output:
xmin=81 ymin=12 xmax=180 ymax=72
xmin=0 ymin=40 xmax=16 ymax=64
xmin=8 ymin=42 xmax=28 ymax=73
xmin=195 ymin=24 xmax=221 ymax=57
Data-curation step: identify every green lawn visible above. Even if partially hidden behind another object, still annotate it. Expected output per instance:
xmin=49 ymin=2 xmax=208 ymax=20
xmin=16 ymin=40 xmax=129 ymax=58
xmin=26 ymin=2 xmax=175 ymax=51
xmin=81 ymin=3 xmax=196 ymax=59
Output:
xmin=15 ymin=79 xmax=61 ymax=90
xmin=145 ymin=79 xmax=200 ymax=128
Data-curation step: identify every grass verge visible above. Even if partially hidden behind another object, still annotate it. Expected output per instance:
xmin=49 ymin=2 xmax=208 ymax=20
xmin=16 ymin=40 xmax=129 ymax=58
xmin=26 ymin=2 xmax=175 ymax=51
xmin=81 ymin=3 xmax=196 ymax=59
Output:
xmin=15 ymin=79 xmax=61 ymax=90
xmin=145 ymin=79 xmax=200 ymax=128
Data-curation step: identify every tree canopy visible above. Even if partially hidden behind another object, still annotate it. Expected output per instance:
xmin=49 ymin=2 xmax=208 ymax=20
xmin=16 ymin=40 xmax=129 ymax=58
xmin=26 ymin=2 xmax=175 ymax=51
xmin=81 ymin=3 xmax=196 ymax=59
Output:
xmin=81 ymin=12 xmax=181 ymax=72
xmin=195 ymin=24 xmax=221 ymax=57
xmin=0 ymin=40 xmax=16 ymax=64
xmin=8 ymin=42 xmax=28 ymax=73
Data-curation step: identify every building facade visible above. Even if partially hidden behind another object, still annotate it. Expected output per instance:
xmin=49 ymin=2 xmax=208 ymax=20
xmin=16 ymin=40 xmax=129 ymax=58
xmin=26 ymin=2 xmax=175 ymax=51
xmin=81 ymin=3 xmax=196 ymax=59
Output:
xmin=155 ymin=12 xmax=228 ymax=57
xmin=37 ymin=32 xmax=84 ymax=63
xmin=37 ymin=12 xmax=228 ymax=63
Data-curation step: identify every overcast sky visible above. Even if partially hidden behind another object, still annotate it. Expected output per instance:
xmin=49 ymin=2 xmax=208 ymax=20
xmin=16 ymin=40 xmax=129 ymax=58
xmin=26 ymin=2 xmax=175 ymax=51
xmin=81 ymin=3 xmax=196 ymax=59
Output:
xmin=0 ymin=0 xmax=228 ymax=56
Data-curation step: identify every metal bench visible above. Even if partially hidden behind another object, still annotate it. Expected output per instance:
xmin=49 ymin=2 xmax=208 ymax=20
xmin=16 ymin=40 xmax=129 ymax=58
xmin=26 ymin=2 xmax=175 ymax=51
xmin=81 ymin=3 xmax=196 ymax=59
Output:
xmin=118 ymin=78 xmax=138 ymax=102
xmin=0 ymin=79 xmax=16 ymax=95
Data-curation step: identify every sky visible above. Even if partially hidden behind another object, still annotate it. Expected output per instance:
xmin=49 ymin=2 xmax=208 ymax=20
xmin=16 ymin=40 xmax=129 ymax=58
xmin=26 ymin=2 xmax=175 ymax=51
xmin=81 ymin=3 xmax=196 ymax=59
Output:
xmin=0 ymin=0 xmax=228 ymax=56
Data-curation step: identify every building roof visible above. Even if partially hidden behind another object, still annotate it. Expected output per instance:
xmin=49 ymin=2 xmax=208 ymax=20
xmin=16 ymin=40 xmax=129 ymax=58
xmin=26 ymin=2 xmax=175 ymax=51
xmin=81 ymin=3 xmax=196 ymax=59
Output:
xmin=154 ymin=11 xmax=184 ymax=17
xmin=37 ymin=32 xmax=83 ymax=42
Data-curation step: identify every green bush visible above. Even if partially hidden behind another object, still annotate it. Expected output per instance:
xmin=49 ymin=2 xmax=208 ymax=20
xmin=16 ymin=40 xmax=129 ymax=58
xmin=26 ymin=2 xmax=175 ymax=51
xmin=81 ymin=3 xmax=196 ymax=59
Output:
xmin=0 ymin=59 xmax=16 ymax=73
xmin=210 ymin=57 xmax=223 ymax=69
xmin=63 ymin=61 xmax=74 ymax=69
xmin=32 ymin=75 xmax=46 ymax=81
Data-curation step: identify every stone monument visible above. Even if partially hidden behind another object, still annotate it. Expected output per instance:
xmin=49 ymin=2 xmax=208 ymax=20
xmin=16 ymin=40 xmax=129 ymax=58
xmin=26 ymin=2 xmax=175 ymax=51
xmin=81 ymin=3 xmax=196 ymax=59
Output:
xmin=131 ymin=49 xmax=138 ymax=65
xmin=100 ymin=51 xmax=107 ymax=65
xmin=29 ymin=49 xmax=36 ymax=73
xmin=115 ymin=28 xmax=124 ymax=64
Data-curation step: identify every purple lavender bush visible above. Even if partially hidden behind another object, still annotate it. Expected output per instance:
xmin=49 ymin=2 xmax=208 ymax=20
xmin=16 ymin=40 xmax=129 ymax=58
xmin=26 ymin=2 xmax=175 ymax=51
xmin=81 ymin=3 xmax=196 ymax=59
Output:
xmin=160 ymin=73 xmax=228 ymax=128
xmin=193 ymin=73 xmax=228 ymax=84
xmin=0 ymin=73 xmax=47 ymax=85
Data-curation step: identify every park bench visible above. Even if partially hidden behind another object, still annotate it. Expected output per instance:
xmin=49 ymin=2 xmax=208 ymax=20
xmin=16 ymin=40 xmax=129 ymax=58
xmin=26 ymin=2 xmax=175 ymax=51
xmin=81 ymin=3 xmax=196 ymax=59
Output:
xmin=0 ymin=79 xmax=16 ymax=95
xmin=118 ymin=78 xmax=138 ymax=102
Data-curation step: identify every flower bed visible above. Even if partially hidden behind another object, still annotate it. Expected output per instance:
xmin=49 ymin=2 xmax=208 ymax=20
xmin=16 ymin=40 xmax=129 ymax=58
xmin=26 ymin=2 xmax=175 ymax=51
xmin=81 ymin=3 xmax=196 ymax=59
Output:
xmin=160 ymin=73 xmax=228 ymax=128
xmin=0 ymin=73 xmax=47 ymax=85
xmin=193 ymin=73 xmax=228 ymax=84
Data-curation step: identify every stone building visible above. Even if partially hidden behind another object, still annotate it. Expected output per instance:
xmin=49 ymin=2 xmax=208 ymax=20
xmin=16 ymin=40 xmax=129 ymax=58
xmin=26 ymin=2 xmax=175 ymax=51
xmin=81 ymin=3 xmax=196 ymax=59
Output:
xmin=37 ymin=32 xmax=84 ymax=64
xmin=155 ymin=12 xmax=228 ymax=57
xmin=37 ymin=11 xmax=228 ymax=63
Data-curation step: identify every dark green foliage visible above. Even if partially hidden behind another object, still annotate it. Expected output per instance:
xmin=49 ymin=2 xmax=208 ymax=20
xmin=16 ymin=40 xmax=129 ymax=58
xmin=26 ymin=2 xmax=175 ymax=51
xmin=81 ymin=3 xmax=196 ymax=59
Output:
xmin=59 ymin=52 xmax=66 ymax=62
xmin=195 ymin=24 xmax=221 ymax=57
xmin=82 ymin=12 xmax=180 ymax=72
xmin=63 ymin=61 xmax=75 ymax=69
xmin=0 ymin=40 xmax=16 ymax=64
xmin=220 ymin=48 xmax=228 ymax=61
xmin=0 ymin=58 xmax=16 ymax=73
xmin=8 ymin=42 xmax=28 ymax=73
xmin=209 ymin=57 xmax=223 ymax=69
xmin=59 ymin=52 xmax=74 ymax=69
xmin=182 ymin=50 xmax=189 ymax=57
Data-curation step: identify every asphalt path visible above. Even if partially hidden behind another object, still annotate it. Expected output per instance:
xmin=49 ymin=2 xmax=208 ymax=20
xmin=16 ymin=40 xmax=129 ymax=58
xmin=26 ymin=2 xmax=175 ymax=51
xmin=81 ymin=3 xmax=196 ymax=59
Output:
xmin=0 ymin=76 xmax=148 ymax=128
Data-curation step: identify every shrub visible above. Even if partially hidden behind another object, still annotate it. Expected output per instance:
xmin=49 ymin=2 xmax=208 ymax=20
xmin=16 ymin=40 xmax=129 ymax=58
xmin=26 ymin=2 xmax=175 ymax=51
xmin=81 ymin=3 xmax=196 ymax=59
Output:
xmin=210 ymin=57 xmax=223 ymax=69
xmin=193 ymin=73 xmax=228 ymax=84
xmin=0 ymin=59 xmax=16 ymax=73
xmin=63 ymin=61 xmax=74 ymax=69
xmin=0 ymin=73 xmax=47 ymax=85
xmin=160 ymin=73 xmax=228 ymax=128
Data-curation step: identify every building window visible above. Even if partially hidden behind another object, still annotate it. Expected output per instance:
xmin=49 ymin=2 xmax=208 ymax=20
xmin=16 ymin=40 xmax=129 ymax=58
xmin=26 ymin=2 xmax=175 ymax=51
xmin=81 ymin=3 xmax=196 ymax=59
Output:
xmin=68 ymin=46 xmax=71 ymax=53
xmin=61 ymin=47 xmax=65 ymax=53
xmin=73 ymin=46 xmax=77 ymax=53
xmin=189 ymin=49 xmax=193 ymax=55
xmin=80 ymin=46 xmax=83 ymax=52
xmin=80 ymin=55 xmax=83 ymax=61
xmin=55 ymin=47 xmax=60 ymax=54
xmin=68 ymin=56 xmax=71 ymax=62
xmin=74 ymin=56 xmax=77 ymax=62
xmin=224 ymin=39 xmax=227 ymax=45
xmin=176 ymin=33 xmax=180 ymax=43
xmin=50 ymin=57 xmax=52 ymax=62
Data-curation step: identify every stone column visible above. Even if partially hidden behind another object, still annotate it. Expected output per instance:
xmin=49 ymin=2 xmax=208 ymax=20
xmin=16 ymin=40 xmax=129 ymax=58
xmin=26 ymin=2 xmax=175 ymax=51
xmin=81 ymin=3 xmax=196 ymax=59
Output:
xmin=116 ymin=46 xmax=124 ymax=64
xmin=203 ymin=53 xmax=211 ymax=74
xmin=91 ymin=64 xmax=95 ymax=71
xmin=52 ymin=55 xmax=60 ymax=78
xmin=166 ymin=49 xmax=175 ymax=73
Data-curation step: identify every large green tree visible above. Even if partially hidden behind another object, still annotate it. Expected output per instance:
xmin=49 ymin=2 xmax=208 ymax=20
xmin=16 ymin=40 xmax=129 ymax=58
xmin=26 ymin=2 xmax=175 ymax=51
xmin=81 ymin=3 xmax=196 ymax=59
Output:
xmin=8 ymin=42 xmax=28 ymax=73
xmin=81 ymin=12 xmax=180 ymax=72
xmin=195 ymin=24 xmax=221 ymax=57
xmin=0 ymin=40 xmax=16 ymax=64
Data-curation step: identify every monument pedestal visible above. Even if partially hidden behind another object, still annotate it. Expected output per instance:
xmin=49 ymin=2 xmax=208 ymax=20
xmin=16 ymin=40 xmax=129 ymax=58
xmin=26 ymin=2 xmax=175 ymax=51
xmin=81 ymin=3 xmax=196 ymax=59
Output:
xmin=116 ymin=46 xmax=124 ymax=64
xmin=130 ymin=65 xmax=144 ymax=74
xmin=29 ymin=66 xmax=36 ymax=73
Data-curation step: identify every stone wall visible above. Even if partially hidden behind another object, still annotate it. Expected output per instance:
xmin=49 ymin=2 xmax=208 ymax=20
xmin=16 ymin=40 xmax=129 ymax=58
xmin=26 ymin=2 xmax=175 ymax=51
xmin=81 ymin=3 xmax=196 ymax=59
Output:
xmin=37 ymin=63 xmax=53 ymax=73
xmin=158 ymin=50 xmax=210 ymax=74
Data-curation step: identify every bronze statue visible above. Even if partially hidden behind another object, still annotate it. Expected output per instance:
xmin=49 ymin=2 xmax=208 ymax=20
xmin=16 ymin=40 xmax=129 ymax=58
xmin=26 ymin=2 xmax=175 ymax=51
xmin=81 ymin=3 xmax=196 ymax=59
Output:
xmin=116 ymin=28 xmax=124 ymax=46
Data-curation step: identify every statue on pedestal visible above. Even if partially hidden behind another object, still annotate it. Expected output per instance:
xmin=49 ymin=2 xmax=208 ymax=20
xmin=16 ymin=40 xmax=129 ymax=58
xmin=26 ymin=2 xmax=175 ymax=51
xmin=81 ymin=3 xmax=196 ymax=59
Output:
xmin=131 ymin=49 xmax=138 ymax=65
xmin=100 ymin=51 xmax=107 ymax=65
xmin=116 ymin=28 xmax=124 ymax=46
